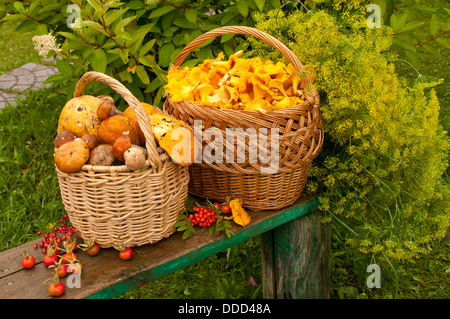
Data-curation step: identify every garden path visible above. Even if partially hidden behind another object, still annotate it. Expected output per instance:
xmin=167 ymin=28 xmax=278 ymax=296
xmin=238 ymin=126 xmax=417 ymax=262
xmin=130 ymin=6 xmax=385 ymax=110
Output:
xmin=0 ymin=60 xmax=58 ymax=109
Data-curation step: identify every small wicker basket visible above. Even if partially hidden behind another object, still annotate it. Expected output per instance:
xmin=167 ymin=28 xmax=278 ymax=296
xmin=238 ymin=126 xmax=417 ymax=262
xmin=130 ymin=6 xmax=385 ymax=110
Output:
xmin=164 ymin=26 xmax=323 ymax=210
xmin=55 ymin=72 xmax=189 ymax=247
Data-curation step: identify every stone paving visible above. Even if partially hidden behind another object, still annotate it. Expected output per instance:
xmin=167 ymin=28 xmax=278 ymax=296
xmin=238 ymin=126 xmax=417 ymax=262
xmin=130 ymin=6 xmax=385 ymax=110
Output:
xmin=0 ymin=62 xmax=59 ymax=109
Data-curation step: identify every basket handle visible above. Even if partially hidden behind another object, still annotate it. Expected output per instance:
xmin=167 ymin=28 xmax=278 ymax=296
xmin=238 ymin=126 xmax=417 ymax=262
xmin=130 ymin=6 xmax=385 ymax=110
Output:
xmin=73 ymin=71 xmax=162 ymax=170
xmin=172 ymin=26 xmax=313 ymax=94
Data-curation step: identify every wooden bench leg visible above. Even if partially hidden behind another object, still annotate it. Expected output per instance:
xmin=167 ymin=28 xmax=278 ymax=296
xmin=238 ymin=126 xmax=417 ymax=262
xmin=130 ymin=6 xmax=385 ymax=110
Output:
xmin=261 ymin=212 xmax=330 ymax=299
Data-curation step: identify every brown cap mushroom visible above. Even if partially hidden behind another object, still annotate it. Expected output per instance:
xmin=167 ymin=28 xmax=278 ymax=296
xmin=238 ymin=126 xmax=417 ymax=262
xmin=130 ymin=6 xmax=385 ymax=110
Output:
xmin=54 ymin=138 xmax=90 ymax=173
xmin=81 ymin=134 xmax=99 ymax=150
xmin=54 ymin=130 xmax=77 ymax=148
xmin=97 ymin=100 xmax=123 ymax=120
xmin=87 ymin=144 xmax=115 ymax=166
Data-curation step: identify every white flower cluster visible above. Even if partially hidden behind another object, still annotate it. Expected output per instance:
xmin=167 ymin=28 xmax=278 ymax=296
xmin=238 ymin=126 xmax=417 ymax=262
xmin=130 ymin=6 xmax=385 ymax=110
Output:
xmin=32 ymin=34 xmax=61 ymax=57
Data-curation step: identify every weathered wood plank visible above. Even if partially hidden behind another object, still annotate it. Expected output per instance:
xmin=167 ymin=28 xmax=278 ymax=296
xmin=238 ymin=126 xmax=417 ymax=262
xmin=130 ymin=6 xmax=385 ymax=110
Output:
xmin=0 ymin=195 xmax=319 ymax=299
xmin=261 ymin=211 xmax=330 ymax=299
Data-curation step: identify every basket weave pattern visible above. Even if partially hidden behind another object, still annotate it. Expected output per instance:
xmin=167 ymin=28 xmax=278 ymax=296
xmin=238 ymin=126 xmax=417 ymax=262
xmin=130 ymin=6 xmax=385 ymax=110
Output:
xmin=164 ymin=26 xmax=323 ymax=210
xmin=56 ymin=72 xmax=189 ymax=247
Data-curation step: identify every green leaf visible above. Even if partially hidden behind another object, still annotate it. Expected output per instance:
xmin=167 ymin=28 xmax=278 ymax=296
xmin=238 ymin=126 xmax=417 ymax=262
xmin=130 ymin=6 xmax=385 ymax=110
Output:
xmin=126 ymin=0 xmax=145 ymax=10
xmin=0 ymin=13 xmax=26 ymax=22
xmin=185 ymin=8 xmax=197 ymax=23
xmin=411 ymin=4 xmax=437 ymax=12
xmin=136 ymin=65 xmax=150 ymax=85
xmin=58 ymin=31 xmax=82 ymax=42
xmin=13 ymin=2 xmax=25 ymax=14
xmin=90 ymin=48 xmax=107 ymax=73
xmin=254 ymin=0 xmax=265 ymax=12
xmin=56 ymin=59 xmax=73 ymax=76
xmin=144 ymin=77 xmax=161 ymax=93
xmin=86 ymin=0 xmax=101 ymax=11
xmin=173 ymin=16 xmax=198 ymax=29
xmin=15 ymin=19 xmax=38 ymax=32
xmin=159 ymin=43 xmax=175 ymax=67
xmin=392 ymin=37 xmax=415 ymax=52
xmin=400 ymin=21 xmax=424 ymax=33
xmin=221 ymin=34 xmax=234 ymax=43
xmin=114 ymin=16 xmax=137 ymax=34
xmin=148 ymin=5 xmax=176 ymax=19
xmin=127 ymin=82 xmax=145 ymax=101
xmin=421 ymin=43 xmax=442 ymax=59
xmin=175 ymin=220 xmax=187 ymax=227
xmin=105 ymin=8 xmax=129 ymax=26
xmin=404 ymin=50 xmax=420 ymax=69
xmin=390 ymin=12 xmax=407 ymax=32
xmin=182 ymin=230 xmax=191 ymax=239
xmin=237 ymin=0 xmax=249 ymax=17
xmin=130 ymin=23 xmax=155 ymax=52
xmin=35 ymin=24 xmax=48 ymax=36
xmin=139 ymin=39 xmax=157 ymax=57
xmin=119 ymin=70 xmax=133 ymax=83
xmin=429 ymin=14 xmax=441 ymax=36
xmin=436 ymin=37 xmax=450 ymax=50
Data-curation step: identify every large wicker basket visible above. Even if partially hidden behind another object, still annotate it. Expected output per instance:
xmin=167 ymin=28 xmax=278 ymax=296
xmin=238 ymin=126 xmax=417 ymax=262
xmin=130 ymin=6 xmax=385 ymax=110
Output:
xmin=164 ymin=26 xmax=323 ymax=211
xmin=55 ymin=72 xmax=189 ymax=248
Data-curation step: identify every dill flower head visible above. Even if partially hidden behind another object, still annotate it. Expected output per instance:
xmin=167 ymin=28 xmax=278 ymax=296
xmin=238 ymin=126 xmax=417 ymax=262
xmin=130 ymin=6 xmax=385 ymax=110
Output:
xmin=32 ymin=33 xmax=61 ymax=57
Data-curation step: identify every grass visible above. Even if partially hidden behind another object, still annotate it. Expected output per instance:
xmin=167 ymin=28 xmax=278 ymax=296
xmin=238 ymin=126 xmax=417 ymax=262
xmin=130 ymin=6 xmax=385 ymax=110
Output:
xmin=0 ymin=89 xmax=67 ymax=250
xmin=0 ymin=20 xmax=42 ymax=76
xmin=0 ymin=8 xmax=448 ymax=300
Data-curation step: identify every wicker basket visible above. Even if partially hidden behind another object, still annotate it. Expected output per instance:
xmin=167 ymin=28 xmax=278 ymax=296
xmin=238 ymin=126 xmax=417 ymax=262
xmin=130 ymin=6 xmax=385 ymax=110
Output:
xmin=164 ymin=26 xmax=323 ymax=211
xmin=55 ymin=72 xmax=189 ymax=248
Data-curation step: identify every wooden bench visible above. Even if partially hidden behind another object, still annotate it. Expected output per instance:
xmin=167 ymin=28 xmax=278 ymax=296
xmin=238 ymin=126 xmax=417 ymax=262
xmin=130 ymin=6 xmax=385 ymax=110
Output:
xmin=0 ymin=195 xmax=329 ymax=299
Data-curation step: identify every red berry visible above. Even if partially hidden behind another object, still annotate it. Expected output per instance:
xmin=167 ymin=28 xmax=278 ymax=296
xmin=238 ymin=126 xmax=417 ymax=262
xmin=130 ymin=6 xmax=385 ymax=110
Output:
xmin=37 ymin=231 xmax=42 ymax=236
xmin=119 ymin=247 xmax=133 ymax=261
xmin=22 ymin=251 xmax=36 ymax=269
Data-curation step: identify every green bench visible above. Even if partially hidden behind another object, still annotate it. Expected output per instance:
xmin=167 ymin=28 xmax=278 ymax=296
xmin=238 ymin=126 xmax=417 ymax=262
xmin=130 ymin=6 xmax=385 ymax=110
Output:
xmin=0 ymin=195 xmax=329 ymax=299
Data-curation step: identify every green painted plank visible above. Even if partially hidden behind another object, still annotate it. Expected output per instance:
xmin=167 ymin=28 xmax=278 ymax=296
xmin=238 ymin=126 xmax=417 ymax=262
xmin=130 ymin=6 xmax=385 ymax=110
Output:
xmin=88 ymin=197 xmax=319 ymax=299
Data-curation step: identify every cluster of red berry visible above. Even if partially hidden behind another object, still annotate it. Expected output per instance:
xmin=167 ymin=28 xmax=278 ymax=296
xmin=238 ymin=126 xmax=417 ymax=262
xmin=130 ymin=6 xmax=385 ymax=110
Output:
xmin=188 ymin=206 xmax=217 ymax=228
xmin=33 ymin=214 xmax=76 ymax=254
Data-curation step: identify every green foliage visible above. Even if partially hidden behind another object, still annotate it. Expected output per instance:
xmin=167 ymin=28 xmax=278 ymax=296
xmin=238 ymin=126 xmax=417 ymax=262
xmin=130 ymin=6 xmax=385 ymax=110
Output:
xmin=250 ymin=8 xmax=450 ymax=265
xmin=1 ymin=0 xmax=283 ymax=108
xmin=304 ymin=0 xmax=450 ymax=70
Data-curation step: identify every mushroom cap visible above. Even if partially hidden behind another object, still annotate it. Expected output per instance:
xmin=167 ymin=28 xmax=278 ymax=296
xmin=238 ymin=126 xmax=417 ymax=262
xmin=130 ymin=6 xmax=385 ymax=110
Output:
xmin=124 ymin=146 xmax=147 ymax=171
xmin=57 ymin=95 xmax=103 ymax=139
xmin=87 ymin=144 xmax=115 ymax=166
xmin=97 ymin=114 xmax=139 ymax=145
xmin=54 ymin=139 xmax=90 ymax=173
xmin=123 ymin=102 xmax=160 ymax=145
